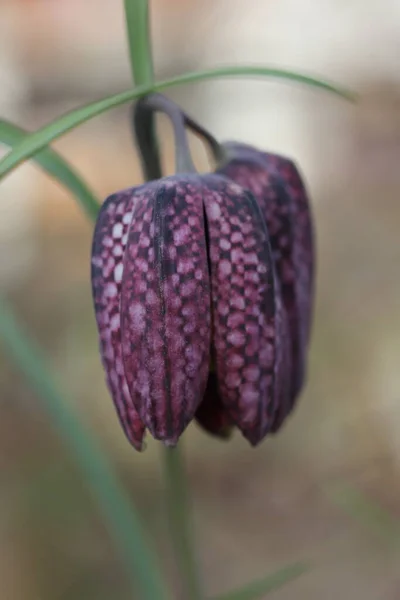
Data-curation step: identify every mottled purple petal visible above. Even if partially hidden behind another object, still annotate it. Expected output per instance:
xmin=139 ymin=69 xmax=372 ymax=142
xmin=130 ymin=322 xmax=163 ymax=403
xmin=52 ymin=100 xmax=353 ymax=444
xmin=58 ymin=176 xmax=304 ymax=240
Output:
xmin=218 ymin=158 xmax=303 ymax=403
xmin=223 ymin=142 xmax=314 ymax=347
xmin=202 ymin=175 xmax=285 ymax=445
xmin=262 ymin=151 xmax=315 ymax=348
xmin=120 ymin=177 xmax=211 ymax=445
xmin=271 ymin=279 xmax=293 ymax=432
xmin=220 ymin=142 xmax=315 ymax=407
xmin=91 ymin=189 xmax=146 ymax=450
xmin=195 ymin=373 xmax=233 ymax=439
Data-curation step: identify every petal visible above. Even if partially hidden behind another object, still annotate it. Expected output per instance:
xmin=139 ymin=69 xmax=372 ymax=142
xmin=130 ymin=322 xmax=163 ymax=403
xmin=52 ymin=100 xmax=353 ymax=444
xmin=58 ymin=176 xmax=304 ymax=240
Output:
xmin=219 ymin=156 xmax=305 ymax=400
xmin=224 ymin=143 xmax=315 ymax=342
xmin=271 ymin=281 xmax=293 ymax=432
xmin=203 ymin=175 xmax=286 ymax=445
xmin=121 ymin=177 xmax=211 ymax=445
xmin=220 ymin=143 xmax=315 ymax=406
xmin=195 ymin=373 xmax=233 ymax=439
xmin=91 ymin=189 xmax=146 ymax=450
xmin=262 ymin=152 xmax=315 ymax=349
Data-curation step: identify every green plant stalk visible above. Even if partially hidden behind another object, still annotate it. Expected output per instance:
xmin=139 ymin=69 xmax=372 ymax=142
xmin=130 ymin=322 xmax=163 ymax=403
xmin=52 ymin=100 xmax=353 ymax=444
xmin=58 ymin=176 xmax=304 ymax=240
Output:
xmin=124 ymin=0 xmax=159 ymax=184
xmin=124 ymin=0 xmax=154 ymax=86
xmin=0 ymin=65 xmax=355 ymax=181
xmin=0 ymin=119 xmax=100 ymax=220
xmin=210 ymin=562 xmax=309 ymax=600
xmin=329 ymin=484 xmax=400 ymax=549
xmin=123 ymin=2 xmax=204 ymax=594
xmin=163 ymin=447 xmax=204 ymax=600
xmin=0 ymin=299 xmax=168 ymax=600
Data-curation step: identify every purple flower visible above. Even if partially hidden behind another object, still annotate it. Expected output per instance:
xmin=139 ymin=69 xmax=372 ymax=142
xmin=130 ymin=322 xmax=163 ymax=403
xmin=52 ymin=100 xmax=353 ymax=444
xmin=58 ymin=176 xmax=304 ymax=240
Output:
xmin=216 ymin=142 xmax=315 ymax=430
xmin=91 ymin=173 xmax=291 ymax=450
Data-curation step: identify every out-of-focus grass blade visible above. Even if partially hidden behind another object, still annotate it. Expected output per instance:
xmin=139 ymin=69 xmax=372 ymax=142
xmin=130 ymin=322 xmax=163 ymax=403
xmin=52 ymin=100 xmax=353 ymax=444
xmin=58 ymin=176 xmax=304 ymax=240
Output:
xmin=0 ymin=119 xmax=100 ymax=220
xmin=329 ymin=484 xmax=400 ymax=549
xmin=124 ymin=0 xmax=154 ymax=86
xmin=0 ymin=298 xmax=169 ymax=600
xmin=0 ymin=66 xmax=356 ymax=181
xmin=211 ymin=562 xmax=309 ymax=600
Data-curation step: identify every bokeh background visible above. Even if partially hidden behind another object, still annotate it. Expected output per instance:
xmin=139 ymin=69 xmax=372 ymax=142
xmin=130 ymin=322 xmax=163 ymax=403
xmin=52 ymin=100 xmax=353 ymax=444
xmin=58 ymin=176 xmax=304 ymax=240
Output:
xmin=1 ymin=0 xmax=400 ymax=598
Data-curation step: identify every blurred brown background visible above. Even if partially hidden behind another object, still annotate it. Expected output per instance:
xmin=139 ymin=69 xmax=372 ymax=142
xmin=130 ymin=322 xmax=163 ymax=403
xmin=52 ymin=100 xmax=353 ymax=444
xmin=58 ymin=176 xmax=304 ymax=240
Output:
xmin=1 ymin=0 xmax=400 ymax=598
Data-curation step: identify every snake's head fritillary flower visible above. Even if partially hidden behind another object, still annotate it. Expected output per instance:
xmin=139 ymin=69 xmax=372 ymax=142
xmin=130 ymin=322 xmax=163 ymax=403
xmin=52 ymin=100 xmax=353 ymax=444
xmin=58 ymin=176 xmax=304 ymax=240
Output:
xmin=216 ymin=141 xmax=315 ymax=430
xmin=91 ymin=173 xmax=291 ymax=450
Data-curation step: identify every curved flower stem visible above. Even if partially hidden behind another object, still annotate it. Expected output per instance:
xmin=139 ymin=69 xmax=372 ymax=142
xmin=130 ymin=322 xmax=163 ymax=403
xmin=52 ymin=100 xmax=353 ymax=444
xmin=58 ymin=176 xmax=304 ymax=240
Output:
xmin=134 ymin=93 xmax=197 ymax=177
xmin=163 ymin=446 xmax=204 ymax=600
xmin=133 ymin=93 xmax=226 ymax=178
xmin=183 ymin=113 xmax=226 ymax=165
xmin=132 ymin=98 xmax=163 ymax=180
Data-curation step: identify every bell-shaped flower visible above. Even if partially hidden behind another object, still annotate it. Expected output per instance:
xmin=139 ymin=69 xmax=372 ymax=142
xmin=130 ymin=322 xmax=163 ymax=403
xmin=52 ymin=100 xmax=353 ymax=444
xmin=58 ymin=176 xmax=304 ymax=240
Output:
xmin=91 ymin=173 xmax=291 ymax=449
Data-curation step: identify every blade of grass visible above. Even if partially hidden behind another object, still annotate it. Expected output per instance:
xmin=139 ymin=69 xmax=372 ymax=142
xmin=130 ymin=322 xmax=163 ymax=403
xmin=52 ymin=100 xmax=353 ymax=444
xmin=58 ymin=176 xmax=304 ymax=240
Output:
xmin=0 ymin=119 xmax=100 ymax=220
xmin=211 ymin=562 xmax=309 ymax=600
xmin=0 ymin=65 xmax=356 ymax=181
xmin=124 ymin=0 xmax=154 ymax=86
xmin=329 ymin=483 xmax=400 ymax=549
xmin=0 ymin=298 xmax=168 ymax=600
xmin=124 ymin=0 xmax=161 ymax=200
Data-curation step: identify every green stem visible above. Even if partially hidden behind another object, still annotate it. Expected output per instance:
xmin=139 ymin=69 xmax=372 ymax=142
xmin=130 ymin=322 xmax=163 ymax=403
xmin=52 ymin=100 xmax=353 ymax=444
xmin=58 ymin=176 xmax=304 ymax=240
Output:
xmin=124 ymin=0 xmax=154 ymax=86
xmin=123 ymin=3 xmax=204 ymax=594
xmin=0 ymin=298 xmax=168 ymax=600
xmin=124 ymin=0 xmax=160 ymax=183
xmin=163 ymin=446 xmax=204 ymax=600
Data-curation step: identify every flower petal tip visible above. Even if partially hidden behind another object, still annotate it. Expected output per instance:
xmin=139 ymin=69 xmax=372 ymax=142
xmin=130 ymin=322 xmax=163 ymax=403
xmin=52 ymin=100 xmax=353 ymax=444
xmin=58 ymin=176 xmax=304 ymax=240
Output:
xmin=120 ymin=176 xmax=212 ymax=445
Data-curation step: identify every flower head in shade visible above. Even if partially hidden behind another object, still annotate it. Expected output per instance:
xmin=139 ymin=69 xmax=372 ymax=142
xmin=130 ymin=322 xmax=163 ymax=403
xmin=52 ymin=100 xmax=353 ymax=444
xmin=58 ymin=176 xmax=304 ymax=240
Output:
xmin=91 ymin=173 xmax=291 ymax=450
xmin=215 ymin=141 xmax=315 ymax=431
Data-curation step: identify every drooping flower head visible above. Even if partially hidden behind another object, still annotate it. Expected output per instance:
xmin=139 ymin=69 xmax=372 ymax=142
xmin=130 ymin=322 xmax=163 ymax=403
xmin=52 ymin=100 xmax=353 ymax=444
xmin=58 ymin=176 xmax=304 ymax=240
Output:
xmin=91 ymin=173 xmax=291 ymax=449
xmin=91 ymin=93 xmax=314 ymax=451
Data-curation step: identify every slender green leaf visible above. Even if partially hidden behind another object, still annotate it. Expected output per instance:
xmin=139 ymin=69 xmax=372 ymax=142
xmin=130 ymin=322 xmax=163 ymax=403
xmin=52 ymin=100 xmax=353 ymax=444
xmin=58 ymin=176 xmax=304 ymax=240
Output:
xmin=329 ymin=484 xmax=400 ymax=549
xmin=0 ymin=66 xmax=356 ymax=181
xmin=0 ymin=298 xmax=169 ymax=600
xmin=211 ymin=562 xmax=309 ymax=600
xmin=0 ymin=119 xmax=100 ymax=220
xmin=124 ymin=0 xmax=154 ymax=86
